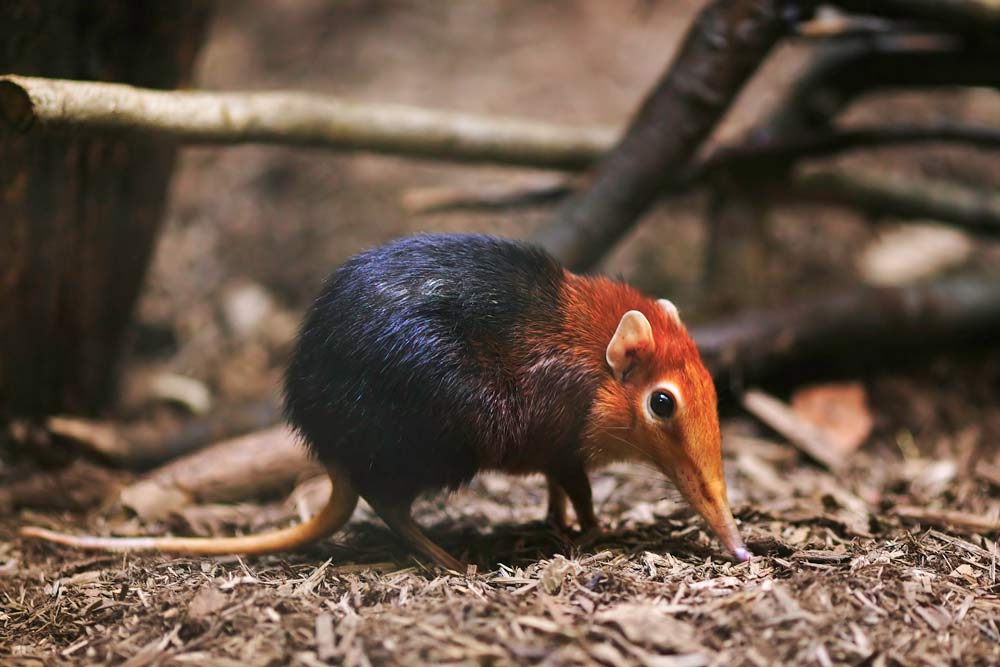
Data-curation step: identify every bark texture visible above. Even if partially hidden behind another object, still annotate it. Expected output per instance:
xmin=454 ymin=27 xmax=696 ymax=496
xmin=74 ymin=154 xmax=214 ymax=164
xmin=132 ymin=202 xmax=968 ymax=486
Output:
xmin=0 ymin=1 xmax=211 ymax=417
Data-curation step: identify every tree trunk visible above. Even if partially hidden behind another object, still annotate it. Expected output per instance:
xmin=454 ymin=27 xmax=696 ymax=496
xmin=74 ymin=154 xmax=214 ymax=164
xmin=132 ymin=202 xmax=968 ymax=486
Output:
xmin=0 ymin=2 xmax=211 ymax=418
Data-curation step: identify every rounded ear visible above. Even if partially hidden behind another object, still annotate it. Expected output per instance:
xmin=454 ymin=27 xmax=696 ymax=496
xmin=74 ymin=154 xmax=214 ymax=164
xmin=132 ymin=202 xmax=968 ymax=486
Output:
xmin=658 ymin=298 xmax=681 ymax=325
xmin=606 ymin=310 xmax=654 ymax=380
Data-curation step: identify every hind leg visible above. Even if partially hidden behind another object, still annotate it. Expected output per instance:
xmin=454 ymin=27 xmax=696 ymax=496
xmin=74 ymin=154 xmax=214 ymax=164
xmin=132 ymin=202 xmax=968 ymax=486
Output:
xmin=365 ymin=496 xmax=464 ymax=571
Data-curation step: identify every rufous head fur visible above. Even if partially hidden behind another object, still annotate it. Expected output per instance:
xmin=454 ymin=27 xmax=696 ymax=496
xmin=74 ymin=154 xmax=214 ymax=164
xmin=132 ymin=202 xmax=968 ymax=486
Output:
xmin=584 ymin=298 xmax=749 ymax=562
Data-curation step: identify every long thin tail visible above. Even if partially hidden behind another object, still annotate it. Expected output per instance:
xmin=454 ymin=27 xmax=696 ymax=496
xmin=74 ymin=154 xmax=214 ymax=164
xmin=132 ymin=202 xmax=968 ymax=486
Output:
xmin=20 ymin=466 xmax=358 ymax=555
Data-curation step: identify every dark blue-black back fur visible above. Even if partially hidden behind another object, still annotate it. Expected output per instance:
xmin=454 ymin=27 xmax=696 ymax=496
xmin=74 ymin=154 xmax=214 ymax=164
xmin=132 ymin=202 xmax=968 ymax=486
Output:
xmin=283 ymin=234 xmax=588 ymax=504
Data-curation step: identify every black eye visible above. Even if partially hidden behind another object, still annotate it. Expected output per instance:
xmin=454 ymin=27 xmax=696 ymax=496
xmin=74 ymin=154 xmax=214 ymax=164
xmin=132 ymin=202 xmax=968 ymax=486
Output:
xmin=649 ymin=390 xmax=677 ymax=419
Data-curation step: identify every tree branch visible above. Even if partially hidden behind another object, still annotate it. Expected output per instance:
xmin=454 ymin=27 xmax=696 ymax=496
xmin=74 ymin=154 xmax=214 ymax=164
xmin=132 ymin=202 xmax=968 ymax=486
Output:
xmin=831 ymin=0 xmax=1000 ymax=31
xmin=398 ymin=131 xmax=1000 ymax=234
xmin=749 ymin=40 xmax=1000 ymax=143
xmin=5 ymin=41 xmax=999 ymax=249
xmin=0 ymin=75 xmax=617 ymax=170
xmin=697 ymin=124 xmax=1000 ymax=183
xmin=784 ymin=167 xmax=1000 ymax=235
xmin=690 ymin=273 xmax=1000 ymax=383
xmin=532 ymin=0 xmax=792 ymax=271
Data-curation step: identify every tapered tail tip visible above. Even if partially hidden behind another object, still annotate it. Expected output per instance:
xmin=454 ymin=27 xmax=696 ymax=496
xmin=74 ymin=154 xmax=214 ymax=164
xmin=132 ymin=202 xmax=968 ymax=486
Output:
xmin=732 ymin=546 xmax=752 ymax=563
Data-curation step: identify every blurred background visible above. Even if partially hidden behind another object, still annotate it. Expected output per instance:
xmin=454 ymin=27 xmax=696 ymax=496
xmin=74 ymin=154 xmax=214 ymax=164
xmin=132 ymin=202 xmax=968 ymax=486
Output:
xmin=136 ymin=0 xmax=1000 ymax=412
xmin=3 ymin=2 xmax=1000 ymax=665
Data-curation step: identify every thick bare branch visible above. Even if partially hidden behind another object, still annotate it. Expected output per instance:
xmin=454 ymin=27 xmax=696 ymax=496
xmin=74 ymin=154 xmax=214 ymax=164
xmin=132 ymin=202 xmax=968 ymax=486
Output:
xmin=533 ymin=0 xmax=791 ymax=270
xmin=831 ymin=0 xmax=1000 ymax=30
xmin=691 ymin=274 xmax=1000 ymax=383
xmin=0 ymin=75 xmax=617 ymax=170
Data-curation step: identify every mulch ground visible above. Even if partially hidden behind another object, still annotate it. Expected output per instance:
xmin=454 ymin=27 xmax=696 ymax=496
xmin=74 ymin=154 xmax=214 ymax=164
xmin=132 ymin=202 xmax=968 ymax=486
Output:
xmin=4 ymin=358 xmax=1000 ymax=666
xmin=3 ymin=2 xmax=1000 ymax=666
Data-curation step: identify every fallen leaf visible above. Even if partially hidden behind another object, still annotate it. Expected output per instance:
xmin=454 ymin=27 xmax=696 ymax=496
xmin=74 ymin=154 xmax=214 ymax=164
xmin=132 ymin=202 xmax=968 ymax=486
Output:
xmin=595 ymin=602 xmax=700 ymax=652
xmin=791 ymin=382 xmax=873 ymax=456
xmin=187 ymin=583 xmax=230 ymax=621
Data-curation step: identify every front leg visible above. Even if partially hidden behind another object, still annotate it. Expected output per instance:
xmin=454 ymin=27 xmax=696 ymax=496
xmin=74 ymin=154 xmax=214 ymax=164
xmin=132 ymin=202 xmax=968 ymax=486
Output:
xmin=545 ymin=474 xmax=570 ymax=535
xmin=547 ymin=461 xmax=601 ymax=542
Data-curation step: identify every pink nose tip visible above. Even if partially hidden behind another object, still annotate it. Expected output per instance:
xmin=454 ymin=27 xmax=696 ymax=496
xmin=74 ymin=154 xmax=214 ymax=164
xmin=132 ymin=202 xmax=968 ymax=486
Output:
xmin=733 ymin=547 xmax=752 ymax=563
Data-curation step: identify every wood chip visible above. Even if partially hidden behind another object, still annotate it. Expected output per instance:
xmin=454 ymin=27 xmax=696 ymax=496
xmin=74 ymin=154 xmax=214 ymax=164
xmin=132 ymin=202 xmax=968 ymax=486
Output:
xmin=896 ymin=506 xmax=1000 ymax=534
xmin=315 ymin=612 xmax=337 ymax=661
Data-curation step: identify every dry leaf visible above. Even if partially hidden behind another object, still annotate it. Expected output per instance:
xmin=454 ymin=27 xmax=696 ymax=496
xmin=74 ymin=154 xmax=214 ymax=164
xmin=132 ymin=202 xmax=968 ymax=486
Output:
xmin=595 ymin=602 xmax=700 ymax=653
xmin=791 ymin=382 xmax=873 ymax=456
xmin=187 ymin=583 xmax=230 ymax=621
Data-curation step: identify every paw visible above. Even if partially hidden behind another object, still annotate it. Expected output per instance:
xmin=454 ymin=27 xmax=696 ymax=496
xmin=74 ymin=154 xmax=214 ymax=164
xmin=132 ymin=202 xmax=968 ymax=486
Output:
xmin=574 ymin=524 xmax=604 ymax=548
xmin=546 ymin=509 xmax=572 ymax=537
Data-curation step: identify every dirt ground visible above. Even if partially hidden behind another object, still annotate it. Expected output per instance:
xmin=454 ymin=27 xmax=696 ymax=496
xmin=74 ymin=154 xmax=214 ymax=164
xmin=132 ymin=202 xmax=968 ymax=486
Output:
xmin=3 ymin=2 xmax=1000 ymax=666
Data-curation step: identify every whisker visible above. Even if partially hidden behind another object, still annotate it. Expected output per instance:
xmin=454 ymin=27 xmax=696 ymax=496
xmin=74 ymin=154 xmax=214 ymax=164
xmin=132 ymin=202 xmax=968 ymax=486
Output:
xmin=608 ymin=470 xmax=666 ymax=483
xmin=601 ymin=430 xmax=650 ymax=458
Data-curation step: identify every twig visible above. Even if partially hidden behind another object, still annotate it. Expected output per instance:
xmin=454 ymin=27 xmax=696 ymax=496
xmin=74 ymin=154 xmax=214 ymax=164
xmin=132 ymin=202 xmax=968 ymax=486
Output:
xmin=794 ymin=12 xmax=902 ymax=39
xmin=0 ymin=75 xmax=617 ymax=170
xmin=925 ymin=528 xmax=995 ymax=559
xmin=741 ymin=389 xmax=846 ymax=471
xmin=532 ymin=0 xmax=791 ymax=270
xmin=896 ymin=506 xmax=1000 ymax=534
xmin=975 ymin=460 xmax=1000 ymax=488
xmin=117 ymin=425 xmax=320 ymax=520
xmin=785 ymin=167 xmax=1000 ymax=235
xmin=402 ymin=123 xmax=1000 ymax=218
xmin=400 ymin=175 xmax=578 ymax=214
xmin=46 ymin=398 xmax=282 ymax=469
